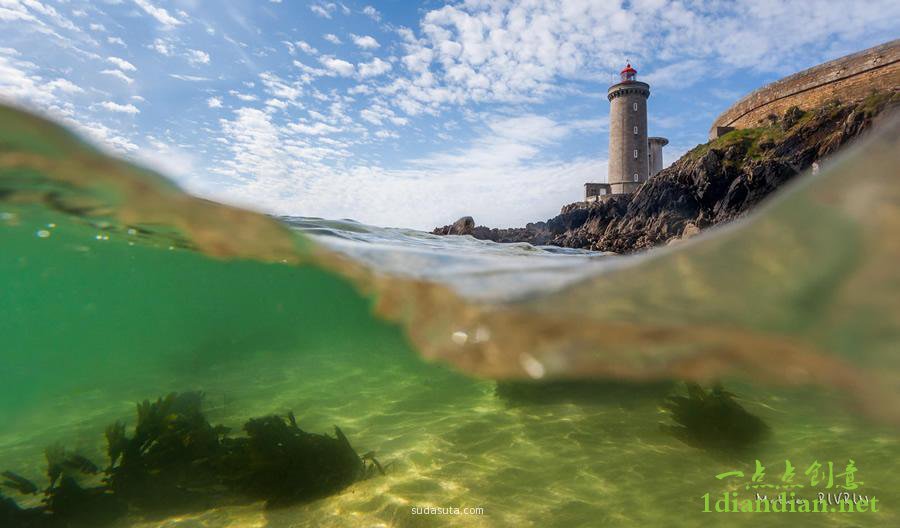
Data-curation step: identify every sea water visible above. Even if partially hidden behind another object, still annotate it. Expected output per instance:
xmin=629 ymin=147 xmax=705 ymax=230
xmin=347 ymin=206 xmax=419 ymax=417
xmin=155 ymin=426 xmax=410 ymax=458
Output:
xmin=1 ymin=104 xmax=899 ymax=527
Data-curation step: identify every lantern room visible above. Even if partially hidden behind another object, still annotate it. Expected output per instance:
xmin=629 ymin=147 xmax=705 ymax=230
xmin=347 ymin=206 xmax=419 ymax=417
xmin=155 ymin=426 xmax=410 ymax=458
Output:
xmin=620 ymin=63 xmax=637 ymax=82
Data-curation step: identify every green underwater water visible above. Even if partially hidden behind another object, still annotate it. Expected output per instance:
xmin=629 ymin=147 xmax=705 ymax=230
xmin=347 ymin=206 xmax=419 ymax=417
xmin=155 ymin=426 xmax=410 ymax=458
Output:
xmin=2 ymin=105 xmax=900 ymax=527
xmin=2 ymin=208 xmax=899 ymax=528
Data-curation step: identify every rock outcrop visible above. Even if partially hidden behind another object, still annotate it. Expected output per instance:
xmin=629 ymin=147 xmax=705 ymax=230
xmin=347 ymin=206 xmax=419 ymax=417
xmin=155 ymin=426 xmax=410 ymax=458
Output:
xmin=433 ymin=92 xmax=898 ymax=253
xmin=433 ymin=215 xmax=475 ymax=236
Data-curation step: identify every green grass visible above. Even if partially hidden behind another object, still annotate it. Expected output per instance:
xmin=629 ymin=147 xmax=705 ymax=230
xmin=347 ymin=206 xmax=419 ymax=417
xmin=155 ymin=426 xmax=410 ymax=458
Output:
xmin=686 ymin=126 xmax=784 ymax=164
xmin=686 ymin=89 xmax=896 ymax=167
xmin=859 ymin=90 xmax=900 ymax=117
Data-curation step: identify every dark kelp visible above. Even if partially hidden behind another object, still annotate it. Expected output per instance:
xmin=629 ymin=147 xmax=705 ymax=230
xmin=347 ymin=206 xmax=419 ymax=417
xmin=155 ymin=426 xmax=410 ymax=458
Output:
xmin=2 ymin=472 xmax=38 ymax=496
xmin=1 ymin=392 xmax=385 ymax=527
xmin=661 ymin=382 xmax=770 ymax=451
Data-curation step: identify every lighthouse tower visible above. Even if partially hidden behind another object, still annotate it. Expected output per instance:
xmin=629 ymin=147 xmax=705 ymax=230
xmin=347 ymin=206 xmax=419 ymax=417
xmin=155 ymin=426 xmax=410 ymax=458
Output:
xmin=607 ymin=63 xmax=650 ymax=194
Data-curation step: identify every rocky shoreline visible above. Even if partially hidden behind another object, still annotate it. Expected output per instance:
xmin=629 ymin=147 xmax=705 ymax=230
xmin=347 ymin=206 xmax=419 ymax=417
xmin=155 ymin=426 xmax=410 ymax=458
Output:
xmin=433 ymin=92 xmax=898 ymax=253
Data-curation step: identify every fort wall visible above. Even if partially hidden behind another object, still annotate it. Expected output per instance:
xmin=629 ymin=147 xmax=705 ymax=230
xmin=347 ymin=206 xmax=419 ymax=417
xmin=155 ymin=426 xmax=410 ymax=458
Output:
xmin=709 ymin=39 xmax=900 ymax=139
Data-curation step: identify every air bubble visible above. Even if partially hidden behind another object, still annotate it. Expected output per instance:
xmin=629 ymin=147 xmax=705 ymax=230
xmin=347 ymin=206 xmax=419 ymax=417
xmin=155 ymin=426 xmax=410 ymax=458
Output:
xmin=519 ymin=353 xmax=546 ymax=379
xmin=451 ymin=331 xmax=468 ymax=345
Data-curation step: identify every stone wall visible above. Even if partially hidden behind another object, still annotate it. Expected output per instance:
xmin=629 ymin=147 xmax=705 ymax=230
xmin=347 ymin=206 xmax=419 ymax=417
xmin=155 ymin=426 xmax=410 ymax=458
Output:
xmin=709 ymin=39 xmax=900 ymax=139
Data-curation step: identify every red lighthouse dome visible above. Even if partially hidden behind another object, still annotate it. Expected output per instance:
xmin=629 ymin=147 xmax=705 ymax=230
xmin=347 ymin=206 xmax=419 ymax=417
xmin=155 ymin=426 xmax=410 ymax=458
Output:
xmin=620 ymin=63 xmax=637 ymax=82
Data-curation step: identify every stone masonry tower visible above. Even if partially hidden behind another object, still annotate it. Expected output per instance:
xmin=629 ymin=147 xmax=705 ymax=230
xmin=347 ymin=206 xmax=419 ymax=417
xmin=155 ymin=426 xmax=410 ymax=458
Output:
xmin=607 ymin=63 xmax=650 ymax=194
xmin=648 ymin=136 xmax=669 ymax=177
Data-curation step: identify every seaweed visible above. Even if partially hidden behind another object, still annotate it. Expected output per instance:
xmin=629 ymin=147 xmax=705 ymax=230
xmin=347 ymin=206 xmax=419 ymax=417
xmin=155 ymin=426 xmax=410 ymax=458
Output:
xmin=1 ymin=490 xmax=40 ymax=528
xmin=226 ymin=415 xmax=367 ymax=507
xmin=43 ymin=477 xmax=125 ymax=527
xmin=1 ymin=391 xmax=385 ymax=527
xmin=2 ymin=472 xmax=38 ymax=495
xmin=45 ymin=445 xmax=99 ymax=490
xmin=661 ymin=382 xmax=770 ymax=452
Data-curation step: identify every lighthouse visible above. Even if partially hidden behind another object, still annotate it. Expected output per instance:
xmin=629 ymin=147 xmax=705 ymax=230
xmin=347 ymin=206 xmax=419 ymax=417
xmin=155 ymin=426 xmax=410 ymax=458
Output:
xmin=584 ymin=63 xmax=667 ymax=202
xmin=607 ymin=63 xmax=650 ymax=194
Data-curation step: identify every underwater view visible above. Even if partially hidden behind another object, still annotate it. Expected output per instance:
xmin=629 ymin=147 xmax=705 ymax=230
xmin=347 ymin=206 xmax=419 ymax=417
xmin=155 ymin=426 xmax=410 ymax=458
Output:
xmin=2 ymin=101 xmax=899 ymax=528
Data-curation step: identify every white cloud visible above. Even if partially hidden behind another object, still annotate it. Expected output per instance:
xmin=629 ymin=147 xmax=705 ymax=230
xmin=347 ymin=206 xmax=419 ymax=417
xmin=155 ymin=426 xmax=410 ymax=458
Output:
xmin=133 ymin=0 xmax=183 ymax=28
xmin=107 ymin=56 xmax=136 ymax=71
xmin=309 ymin=3 xmax=336 ymax=19
xmin=362 ymin=6 xmax=380 ymax=21
xmin=359 ymin=103 xmax=404 ymax=126
xmin=186 ymin=49 xmax=210 ymax=65
xmin=204 ymin=108 xmax=603 ymax=229
xmin=374 ymin=129 xmax=398 ymax=139
xmin=292 ymin=59 xmax=328 ymax=80
xmin=207 ymin=96 xmax=223 ymax=108
xmin=265 ymin=98 xmax=288 ymax=109
xmin=45 ymin=78 xmax=83 ymax=94
xmin=643 ymin=60 xmax=706 ymax=90
xmin=98 ymin=101 xmax=140 ymax=114
xmin=323 ymin=33 xmax=342 ymax=44
xmin=170 ymin=74 xmax=211 ymax=81
xmin=318 ymin=56 xmax=354 ymax=77
xmin=351 ymin=34 xmax=379 ymax=49
xmin=100 ymin=69 xmax=134 ymax=84
xmin=151 ymin=38 xmax=173 ymax=56
xmin=296 ymin=40 xmax=317 ymax=54
xmin=70 ymin=119 xmax=139 ymax=153
xmin=107 ymin=36 xmax=126 ymax=46
xmin=283 ymin=40 xmax=318 ymax=56
xmin=0 ymin=55 xmax=81 ymax=108
xmin=0 ymin=51 xmax=140 ymax=157
xmin=2 ymin=0 xmax=81 ymax=33
xmin=357 ymin=57 xmax=391 ymax=78
xmin=376 ymin=0 xmax=900 ymax=119
xmin=259 ymin=71 xmax=301 ymax=100
xmin=90 ymin=23 xmax=106 ymax=32
xmin=136 ymin=136 xmax=197 ymax=182
xmin=289 ymin=121 xmax=342 ymax=135
xmin=228 ymin=90 xmax=258 ymax=102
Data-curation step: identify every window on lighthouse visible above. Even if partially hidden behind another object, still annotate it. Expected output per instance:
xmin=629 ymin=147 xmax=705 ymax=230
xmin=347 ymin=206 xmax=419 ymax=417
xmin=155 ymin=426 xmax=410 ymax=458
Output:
xmin=633 ymin=102 xmax=637 ymax=111
xmin=633 ymin=149 xmax=638 ymax=158
xmin=633 ymin=173 xmax=639 ymax=182
xmin=633 ymin=126 xmax=638 ymax=134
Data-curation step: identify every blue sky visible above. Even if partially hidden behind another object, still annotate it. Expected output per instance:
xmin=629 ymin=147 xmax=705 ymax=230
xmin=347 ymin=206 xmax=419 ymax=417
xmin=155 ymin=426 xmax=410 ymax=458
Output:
xmin=1 ymin=1 xmax=897 ymax=229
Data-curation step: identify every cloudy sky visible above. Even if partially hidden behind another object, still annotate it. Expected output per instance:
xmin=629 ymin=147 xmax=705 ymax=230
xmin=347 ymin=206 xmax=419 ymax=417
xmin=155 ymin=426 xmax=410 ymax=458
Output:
xmin=1 ymin=1 xmax=897 ymax=229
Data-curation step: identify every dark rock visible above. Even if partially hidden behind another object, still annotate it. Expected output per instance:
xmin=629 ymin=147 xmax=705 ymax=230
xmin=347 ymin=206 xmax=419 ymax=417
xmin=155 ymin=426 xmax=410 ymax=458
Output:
xmin=781 ymin=105 xmax=805 ymax=130
xmin=432 ymin=216 xmax=475 ymax=236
